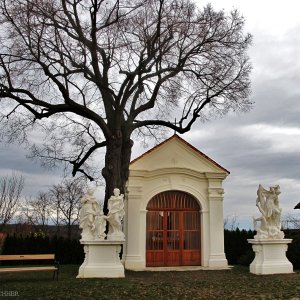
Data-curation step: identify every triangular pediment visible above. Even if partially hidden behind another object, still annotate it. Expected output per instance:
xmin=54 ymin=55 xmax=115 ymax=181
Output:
xmin=130 ymin=135 xmax=229 ymax=174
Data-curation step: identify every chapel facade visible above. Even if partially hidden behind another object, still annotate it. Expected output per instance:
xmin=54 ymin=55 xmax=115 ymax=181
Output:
xmin=124 ymin=135 xmax=229 ymax=270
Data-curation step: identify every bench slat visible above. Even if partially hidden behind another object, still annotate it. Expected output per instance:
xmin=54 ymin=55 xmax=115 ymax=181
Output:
xmin=0 ymin=266 xmax=57 ymax=272
xmin=0 ymin=254 xmax=55 ymax=261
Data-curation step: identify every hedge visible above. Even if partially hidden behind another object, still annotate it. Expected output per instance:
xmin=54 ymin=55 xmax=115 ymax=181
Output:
xmin=1 ymin=233 xmax=84 ymax=265
xmin=224 ymin=228 xmax=300 ymax=269
xmin=1 ymin=229 xmax=299 ymax=268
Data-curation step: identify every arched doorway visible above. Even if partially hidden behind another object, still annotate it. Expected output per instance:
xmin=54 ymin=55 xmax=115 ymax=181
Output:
xmin=146 ymin=190 xmax=201 ymax=267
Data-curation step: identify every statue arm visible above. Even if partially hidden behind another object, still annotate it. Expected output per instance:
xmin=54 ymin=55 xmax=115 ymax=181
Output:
xmin=257 ymin=185 xmax=269 ymax=198
xmin=257 ymin=201 xmax=266 ymax=217
xmin=256 ymin=184 xmax=270 ymax=216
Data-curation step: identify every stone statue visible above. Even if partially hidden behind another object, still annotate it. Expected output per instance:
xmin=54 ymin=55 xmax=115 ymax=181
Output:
xmin=253 ymin=184 xmax=284 ymax=240
xmin=79 ymin=188 xmax=107 ymax=240
xmin=94 ymin=210 xmax=107 ymax=240
xmin=106 ymin=188 xmax=125 ymax=240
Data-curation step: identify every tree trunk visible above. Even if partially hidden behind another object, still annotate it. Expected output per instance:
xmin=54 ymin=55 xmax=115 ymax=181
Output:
xmin=102 ymin=130 xmax=133 ymax=214
xmin=67 ymin=223 xmax=72 ymax=240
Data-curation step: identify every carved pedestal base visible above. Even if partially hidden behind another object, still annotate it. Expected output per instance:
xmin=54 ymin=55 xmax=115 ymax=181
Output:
xmin=77 ymin=240 xmax=125 ymax=278
xmin=107 ymin=233 xmax=125 ymax=241
xmin=248 ymin=239 xmax=293 ymax=275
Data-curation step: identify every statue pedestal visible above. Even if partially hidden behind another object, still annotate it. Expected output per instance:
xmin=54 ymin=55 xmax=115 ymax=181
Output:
xmin=248 ymin=239 xmax=293 ymax=275
xmin=77 ymin=240 xmax=125 ymax=278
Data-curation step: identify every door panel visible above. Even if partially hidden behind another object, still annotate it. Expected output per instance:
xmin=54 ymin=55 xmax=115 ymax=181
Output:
xmin=146 ymin=191 xmax=201 ymax=267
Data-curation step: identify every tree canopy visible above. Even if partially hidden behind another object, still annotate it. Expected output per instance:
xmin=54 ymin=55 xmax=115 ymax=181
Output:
xmin=0 ymin=0 xmax=252 ymax=207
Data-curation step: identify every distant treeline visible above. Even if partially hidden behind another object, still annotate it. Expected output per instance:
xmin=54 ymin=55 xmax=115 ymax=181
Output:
xmin=1 ymin=223 xmax=81 ymax=240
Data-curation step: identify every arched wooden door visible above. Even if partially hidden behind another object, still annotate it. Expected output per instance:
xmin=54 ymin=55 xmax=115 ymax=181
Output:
xmin=146 ymin=191 xmax=201 ymax=267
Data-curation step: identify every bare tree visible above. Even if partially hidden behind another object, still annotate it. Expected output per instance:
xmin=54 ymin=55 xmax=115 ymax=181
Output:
xmin=21 ymin=192 xmax=51 ymax=229
xmin=0 ymin=173 xmax=24 ymax=226
xmin=0 ymin=0 xmax=252 ymax=210
xmin=49 ymin=179 xmax=85 ymax=239
xmin=224 ymin=214 xmax=239 ymax=231
xmin=282 ymin=214 xmax=300 ymax=230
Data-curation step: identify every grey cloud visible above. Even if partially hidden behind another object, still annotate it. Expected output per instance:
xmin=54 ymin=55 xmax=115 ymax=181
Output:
xmin=0 ymin=144 xmax=42 ymax=174
xmin=0 ymin=143 xmax=63 ymax=197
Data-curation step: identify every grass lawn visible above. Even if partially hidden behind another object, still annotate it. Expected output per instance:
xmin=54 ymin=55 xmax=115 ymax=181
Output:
xmin=1 ymin=265 xmax=300 ymax=299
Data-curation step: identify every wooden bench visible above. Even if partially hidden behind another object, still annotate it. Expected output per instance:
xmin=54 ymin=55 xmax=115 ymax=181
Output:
xmin=0 ymin=254 xmax=59 ymax=280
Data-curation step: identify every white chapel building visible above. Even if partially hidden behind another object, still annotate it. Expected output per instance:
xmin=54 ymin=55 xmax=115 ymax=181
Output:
xmin=124 ymin=135 xmax=229 ymax=270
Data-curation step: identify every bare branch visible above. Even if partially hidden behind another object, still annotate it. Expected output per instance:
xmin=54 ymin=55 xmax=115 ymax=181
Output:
xmin=0 ymin=173 xmax=24 ymax=225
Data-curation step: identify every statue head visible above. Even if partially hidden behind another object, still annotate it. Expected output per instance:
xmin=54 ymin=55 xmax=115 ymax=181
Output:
xmin=81 ymin=187 xmax=97 ymax=204
xmin=113 ymin=188 xmax=120 ymax=197
xmin=274 ymin=185 xmax=281 ymax=195
xmin=87 ymin=187 xmax=95 ymax=195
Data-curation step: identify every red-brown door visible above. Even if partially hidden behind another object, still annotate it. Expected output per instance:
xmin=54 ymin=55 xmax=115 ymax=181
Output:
xmin=146 ymin=191 xmax=201 ymax=267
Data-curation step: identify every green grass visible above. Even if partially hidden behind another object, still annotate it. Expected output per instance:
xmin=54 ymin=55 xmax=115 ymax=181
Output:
xmin=1 ymin=265 xmax=300 ymax=299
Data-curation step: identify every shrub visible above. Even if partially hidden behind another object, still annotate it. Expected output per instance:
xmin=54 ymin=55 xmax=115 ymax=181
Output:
xmin=224 ymin=229 xmax=254 ymax=265
xmin=285 ymin=230 xmax=300 ymax=269
xmin=237 ymin=250 xmax=255 ymax=266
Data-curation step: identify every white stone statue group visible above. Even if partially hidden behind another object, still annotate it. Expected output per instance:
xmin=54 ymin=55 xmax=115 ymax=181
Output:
xmin=79 ymin=187 xmax=125 ymax=241
xmin=253 ymin=184 xmax=284 ymax=240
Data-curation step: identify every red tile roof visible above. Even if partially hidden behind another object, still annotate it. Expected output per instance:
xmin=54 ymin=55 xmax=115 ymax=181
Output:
xmin=130 ymin=134 xmax=230 ymax=174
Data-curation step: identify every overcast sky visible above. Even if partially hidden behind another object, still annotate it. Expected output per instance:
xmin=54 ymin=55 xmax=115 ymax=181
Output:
xmin=1 ymin=0 xmax=300 ymax=228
